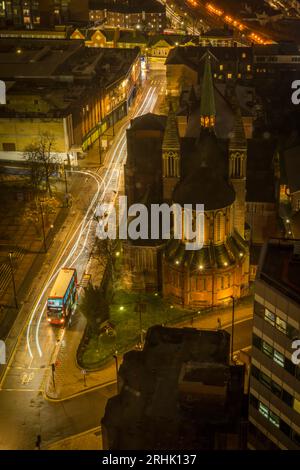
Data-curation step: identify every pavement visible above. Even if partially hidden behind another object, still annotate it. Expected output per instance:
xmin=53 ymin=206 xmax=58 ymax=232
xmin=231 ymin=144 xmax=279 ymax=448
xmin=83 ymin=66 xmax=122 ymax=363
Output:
xmin=44 ymin=293 xmax=253 ymax=402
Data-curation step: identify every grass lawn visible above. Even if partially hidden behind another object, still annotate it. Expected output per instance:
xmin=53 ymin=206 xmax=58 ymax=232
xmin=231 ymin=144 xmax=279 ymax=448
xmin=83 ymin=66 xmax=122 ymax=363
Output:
xmin=79 ymin=290 xmax=195 ymax=370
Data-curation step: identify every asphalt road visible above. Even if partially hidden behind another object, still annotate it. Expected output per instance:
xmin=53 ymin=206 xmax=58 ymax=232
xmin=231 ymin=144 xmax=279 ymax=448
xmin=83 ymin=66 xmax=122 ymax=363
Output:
xmin=0 ymin=69 xmax=165 ymax=450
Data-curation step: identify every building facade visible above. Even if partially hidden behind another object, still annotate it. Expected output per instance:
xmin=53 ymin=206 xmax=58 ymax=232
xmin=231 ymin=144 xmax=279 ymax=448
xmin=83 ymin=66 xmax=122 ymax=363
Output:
xmin=248 ymin=238 xmax=300 ymax=450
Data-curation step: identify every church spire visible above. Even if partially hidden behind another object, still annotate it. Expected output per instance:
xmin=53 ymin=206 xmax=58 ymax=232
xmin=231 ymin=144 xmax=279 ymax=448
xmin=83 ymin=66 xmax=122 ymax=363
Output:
xmin=162 ymin=103 xmax=181 ymax=201
xmin=200 ymin=52 xmax=216 ymax=128
xmin=162 ymin=102 xmax=180 ymax=155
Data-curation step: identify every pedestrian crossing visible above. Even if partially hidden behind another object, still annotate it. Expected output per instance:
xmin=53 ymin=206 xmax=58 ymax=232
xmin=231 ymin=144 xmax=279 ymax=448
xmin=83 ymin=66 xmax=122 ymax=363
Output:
xmin=0 ymin=248 xmax=24 ymax=296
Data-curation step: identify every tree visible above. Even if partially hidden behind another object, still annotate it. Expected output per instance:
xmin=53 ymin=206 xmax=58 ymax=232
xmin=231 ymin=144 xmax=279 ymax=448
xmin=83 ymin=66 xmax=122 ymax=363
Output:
xmin=80 ymin=284 xmax=110 ymax=333
xmin=94 ymin=238 xmax=121 ymax=300
xmin=23 ymin=133 xmax=58 ymax=197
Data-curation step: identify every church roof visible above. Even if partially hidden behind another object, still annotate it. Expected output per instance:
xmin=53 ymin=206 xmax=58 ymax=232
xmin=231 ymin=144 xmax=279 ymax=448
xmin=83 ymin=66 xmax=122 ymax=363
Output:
xmin=164 ymin=234 xmax=248 ymax=271
xmin=173 ymin=166 xmax=235 ymax=210
xmin=162 ymin=105 xmax=180 ymax=151
xmin=200 ymin=53 xmax=216 ymax=120
xmin=130 ymin=113 xmax=166 ymax=132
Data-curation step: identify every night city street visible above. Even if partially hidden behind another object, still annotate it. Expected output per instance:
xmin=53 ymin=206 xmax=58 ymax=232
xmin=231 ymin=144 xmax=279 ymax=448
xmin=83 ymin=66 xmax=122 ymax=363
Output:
xmin=0 ymin=0 xmax=300 ymax=462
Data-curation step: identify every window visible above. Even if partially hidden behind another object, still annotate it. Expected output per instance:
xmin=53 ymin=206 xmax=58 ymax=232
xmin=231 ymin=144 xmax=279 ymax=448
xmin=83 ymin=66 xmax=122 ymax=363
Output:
xmin=280 ymin=420 xmax=291 ymax=437
xmin=293 ymin=398 xmax=300 ymax=414
xmin=253 ymin=333 xmax=262 ymax=350
xmin=219 ymin=64 xmax=223 ymax=71
xmin=262 ymin=341 xmax=273 ymax=358
xmin=2 ymin=142 xmax=16 ymax=151
xmin=247 ymin=64 xmax=251 ymax=71
xmin=260 ymin=372 xmax=271 ymax=389
xmin=269 ymin=410 xmax=280 ymax=428
xmin=276 ymin=316 xmax=287 ymax=334
xmin=254 ymin=301 xmax=264 ymax=318
xmin=227 ymin=73 xmax=232 ymax=79
xmin=264 ymin=308 xmax=275 ymax=326
xmin=292 ymin=431 xmax=300 ymax=446
xmin=274 ymin=349 xmax=284 ymax=368
xmin=271 ymin=380 xmax=281 ymax=398
xmin=242 ymin=52 xmax=246 ymax=58
xmin=259 ymin=402 xmax=269 ymax=419
xmin=282 ymin=389 xmax=293 ymax=407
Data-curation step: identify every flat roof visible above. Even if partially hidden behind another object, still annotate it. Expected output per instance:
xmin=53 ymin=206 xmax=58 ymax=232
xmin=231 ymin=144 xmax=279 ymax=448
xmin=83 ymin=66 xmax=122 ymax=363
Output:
xmin=258 ymin=239 xmax=300 ymax=304
xmin=49 ymin=268 xmax=76 ymax=299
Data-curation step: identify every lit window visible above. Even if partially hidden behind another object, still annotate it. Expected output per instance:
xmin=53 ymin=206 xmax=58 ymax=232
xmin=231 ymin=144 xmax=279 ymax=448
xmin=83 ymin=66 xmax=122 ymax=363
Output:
xmin=273 ymin=349 xmax=284 ymax=368
xmin=262 ymin=341 xmax=273 ymax=358
xmin=219 ymin=64 xmax=223 ymax=71
xmin=227 ymin=73 xmax=232 ymax=79
xmin=264 ymin=308 xmax=275 ymax=326
xmin=242 ymin=52 xmax=246 ymax=58
xmin=259 ymin=402 xmax=269 ymax=419
xmin=293 ymin=398 xmax=300 ymax=414
xmin=276 ymin=316 xmax=287 ymax=334
xmin=247 ymin=64 xmax=251 ymax=71
xmin=269 ymin=410 xmax=280 ymax=428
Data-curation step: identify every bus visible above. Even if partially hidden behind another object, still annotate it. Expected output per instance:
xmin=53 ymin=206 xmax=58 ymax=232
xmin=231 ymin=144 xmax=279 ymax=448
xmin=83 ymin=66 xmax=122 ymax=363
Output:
xmin=47 ymin=268 xmax=77 ymax=325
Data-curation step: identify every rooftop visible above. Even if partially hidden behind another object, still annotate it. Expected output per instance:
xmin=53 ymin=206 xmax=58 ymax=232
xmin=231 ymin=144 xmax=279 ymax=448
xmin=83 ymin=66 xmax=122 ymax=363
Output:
xmin=102 ymin=326 xmax=246 ymax=449
xmin=258 ymin=239 xmax=300 ymax=305
xmin=89 ymin=0 xmax=165 ymax=13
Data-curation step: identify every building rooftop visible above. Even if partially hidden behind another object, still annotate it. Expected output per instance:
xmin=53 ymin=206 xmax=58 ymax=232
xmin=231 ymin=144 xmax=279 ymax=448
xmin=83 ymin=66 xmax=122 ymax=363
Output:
xmin=102 ymin=326 xmax=246 ymax=450
xmin=89 ymin=0 xmax=165 ymax=13
xmin=258 ymin=239 xmax=300 ymax=304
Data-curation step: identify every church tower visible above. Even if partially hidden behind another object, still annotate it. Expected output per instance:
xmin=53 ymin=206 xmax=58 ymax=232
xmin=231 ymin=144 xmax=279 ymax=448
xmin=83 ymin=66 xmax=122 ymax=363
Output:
xmin=162 ymin=103 xmax=181 ymax=202
xmin=200 ymin=52 xmax=216 ymax=129
xmin=229 ymin=107 xmax=247 ymax=237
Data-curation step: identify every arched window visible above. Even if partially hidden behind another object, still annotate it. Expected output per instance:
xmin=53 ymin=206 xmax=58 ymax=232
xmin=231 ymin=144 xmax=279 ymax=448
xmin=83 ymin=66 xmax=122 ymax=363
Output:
xmin=215 ymin=212 xmax=222 ymax=242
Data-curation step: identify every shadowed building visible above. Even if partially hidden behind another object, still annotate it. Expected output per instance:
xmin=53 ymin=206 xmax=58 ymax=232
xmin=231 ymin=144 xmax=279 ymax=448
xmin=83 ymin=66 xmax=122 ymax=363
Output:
xmin=249 ymin=238 xmax=300 ymax=450
xmin=102 ymin=326 xmax=248 ymax=450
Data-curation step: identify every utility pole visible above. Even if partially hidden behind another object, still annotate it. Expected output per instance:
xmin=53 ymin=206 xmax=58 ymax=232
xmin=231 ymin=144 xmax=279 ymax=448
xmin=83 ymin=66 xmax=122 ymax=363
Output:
xmin=51 ymin=363 xmax=56 ymax=391
xmin=8 ymin=252 xmax=18 ymax=309
xmin=64 ymin=166 xmax=68 ymax=206
xmin=113 ymin=352 xmax=119 ymax=393
xmin=39 ymin=202 xmax=47 ymax=253
xmin=231 ymin=295 xmax=235 ymax=363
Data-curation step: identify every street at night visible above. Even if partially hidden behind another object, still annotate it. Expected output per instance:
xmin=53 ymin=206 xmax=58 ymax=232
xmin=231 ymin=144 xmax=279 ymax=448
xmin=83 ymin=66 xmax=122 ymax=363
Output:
xmin=0 ymin=0 xmax=300 ymax=462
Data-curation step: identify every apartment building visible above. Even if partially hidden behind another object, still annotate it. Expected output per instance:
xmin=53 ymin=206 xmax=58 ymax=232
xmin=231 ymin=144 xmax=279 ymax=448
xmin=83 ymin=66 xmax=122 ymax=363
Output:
xmin=248 ymin=238 xmax=300 ymax=450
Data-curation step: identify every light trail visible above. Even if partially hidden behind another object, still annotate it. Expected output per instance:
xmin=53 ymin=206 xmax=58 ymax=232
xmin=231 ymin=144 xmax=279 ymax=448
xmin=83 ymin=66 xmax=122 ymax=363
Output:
xmin=30 ymin=84 xmax=158 ymax=359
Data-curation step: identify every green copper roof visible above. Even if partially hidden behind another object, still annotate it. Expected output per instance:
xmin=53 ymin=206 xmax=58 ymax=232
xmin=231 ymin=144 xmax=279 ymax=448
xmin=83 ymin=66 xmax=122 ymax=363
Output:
xmin=162 ymin=104 xmax=180 ymax=151
xmin=200 ymin=52 xmax=216 ymax=120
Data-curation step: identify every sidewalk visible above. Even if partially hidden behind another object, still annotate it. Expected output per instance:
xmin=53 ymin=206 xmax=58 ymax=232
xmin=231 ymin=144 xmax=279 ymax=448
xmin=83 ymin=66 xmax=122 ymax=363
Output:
xmin=44 ymin=294 xmax=253 ymax=401
xmin=45 ymin=427 xmax=101 ymax=450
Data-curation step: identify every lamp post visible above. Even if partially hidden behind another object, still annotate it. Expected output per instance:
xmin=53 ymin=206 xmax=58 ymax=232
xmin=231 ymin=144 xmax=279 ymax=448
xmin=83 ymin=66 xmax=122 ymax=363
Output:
xmin=230 ymin=295 xmax=235 ymax=363
xmin=39 ymin=202 xmax=47 ymax=253
xmin=8 ymin=252 xmax=18 ymax=309
xmin=64 ymin=163 xmax=69 ymax=206
xmin=113 ymin=352 xmax=119 ymax=393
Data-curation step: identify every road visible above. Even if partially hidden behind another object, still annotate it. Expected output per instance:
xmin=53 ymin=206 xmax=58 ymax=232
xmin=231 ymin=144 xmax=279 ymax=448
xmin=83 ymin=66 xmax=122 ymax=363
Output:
xmin=0 ymin=69 xmax=165 ymax=450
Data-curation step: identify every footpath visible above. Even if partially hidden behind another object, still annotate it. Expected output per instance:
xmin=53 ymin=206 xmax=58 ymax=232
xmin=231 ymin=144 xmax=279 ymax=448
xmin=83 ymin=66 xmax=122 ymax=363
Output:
xmin=44 ymin=294 xmax=253 ymax=401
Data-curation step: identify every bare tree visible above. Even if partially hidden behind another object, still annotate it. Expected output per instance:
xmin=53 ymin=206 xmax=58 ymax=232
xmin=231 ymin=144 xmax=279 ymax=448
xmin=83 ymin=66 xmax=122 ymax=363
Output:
xmin=94 ymin=238 xmax=121 ymax=300
xmin=23 ymin=133 xmax=59 ymax=197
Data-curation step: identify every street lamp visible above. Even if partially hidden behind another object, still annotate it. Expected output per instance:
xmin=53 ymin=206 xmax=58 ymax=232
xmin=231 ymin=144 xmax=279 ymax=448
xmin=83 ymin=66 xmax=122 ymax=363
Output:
xmin=8 ymin=252 xmax=18 ymax=309
xmin=230 ymin=295 xmax=235 ymax=363
xmin=63 ymin=160 xmax=69 ymax=206
xmin=39 ymin=202 xmax=47 ymax=253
